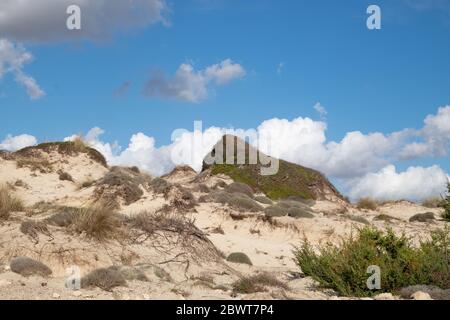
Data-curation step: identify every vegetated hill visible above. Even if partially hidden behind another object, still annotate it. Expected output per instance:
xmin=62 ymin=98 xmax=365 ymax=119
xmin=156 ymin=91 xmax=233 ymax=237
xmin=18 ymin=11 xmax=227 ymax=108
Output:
xmin=14 ymin=141 xmax=107 ymax=167
xmin=202 ymin=135 xmax=344 ymax=201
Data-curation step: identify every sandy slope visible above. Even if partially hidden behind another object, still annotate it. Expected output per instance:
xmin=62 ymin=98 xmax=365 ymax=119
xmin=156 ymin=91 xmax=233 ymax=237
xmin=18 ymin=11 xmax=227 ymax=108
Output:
xmin=0 ymin=150 xmax=447 ymax=300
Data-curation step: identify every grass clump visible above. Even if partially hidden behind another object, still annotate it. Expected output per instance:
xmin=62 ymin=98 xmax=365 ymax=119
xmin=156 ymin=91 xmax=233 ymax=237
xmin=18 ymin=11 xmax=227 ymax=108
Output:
xmin=422 ymin=197 xmax=445 ymax=209
xmin=72 ymin=203 xmax=121 ymax=241
xmin=0 ymin=186 xmax=24 ymax=219
xmin=294 ymin=227 xmax=450 ymax=297
xmin=226 ymin=252 xmax=252 ymax=265
xmin=232 ymin=272 xmax=288 ymax=294
xmin=356 ymin=197 xmax=378 ymax=210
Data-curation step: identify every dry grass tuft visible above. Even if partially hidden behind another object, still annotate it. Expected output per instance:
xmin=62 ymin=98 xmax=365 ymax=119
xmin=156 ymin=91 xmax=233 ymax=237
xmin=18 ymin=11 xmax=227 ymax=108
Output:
xmin=0 ymin=186 xmax=24 ymax=219
xmin=356 ymin=197 xmax=378 ymax=210
xmin=72 ymin=203 xmax=121 ymax=241
xmin=232 ymin=272 xmax=288 ymax=294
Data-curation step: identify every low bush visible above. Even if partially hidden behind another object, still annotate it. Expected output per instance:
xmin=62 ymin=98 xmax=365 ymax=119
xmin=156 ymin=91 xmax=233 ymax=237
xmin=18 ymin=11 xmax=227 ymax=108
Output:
xmin=373 ymin=214 xmax=399 ymax=222
xmin=95 ymin=167 xmax=150 ymax=205
xmin=10 ymin=257 xmax=52 ymax=277
xmin=198 ymin=184 xmax=210 ymax=193
xmin=347 ymin=215 xmax=371 ymax=225
xmin=57 ymin=170 xmax=74 ymax=182
xmin=81 ymin=266 xmax=127 ymax=291
xmin=20 ymin=220 xmax=51 ymax=242
xmin=226 ymin=252 xmax=252 ymax=265
xmin=0 ymin=186 xmax=23 ymax=219
xmin=149 ymin=177 xmax=171 ymax=194
xmin=264 ymin=205 xmax=287 ymax=217
xmin=225 ymin=182 xmax=254 ymax=198
xmin=254 ymin=196 xmax=273 ymax=205
xmin=229 ymin=196 xmax=263 ymax=212
xmin=45 ymin=208 xmax=77 ymax=227
xmin=294 ymin=227 xmax=450 ymax=297
xmin=409 ymin=212 xmax=435 ymax=223
xmin=287 ymin=207 xmax=314 ymax=219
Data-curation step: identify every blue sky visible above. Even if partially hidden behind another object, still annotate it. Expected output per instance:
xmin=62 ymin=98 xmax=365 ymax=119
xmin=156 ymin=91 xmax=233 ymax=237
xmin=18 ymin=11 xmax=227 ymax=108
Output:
xmin=1 ymin=0 xmax=449 ymax=200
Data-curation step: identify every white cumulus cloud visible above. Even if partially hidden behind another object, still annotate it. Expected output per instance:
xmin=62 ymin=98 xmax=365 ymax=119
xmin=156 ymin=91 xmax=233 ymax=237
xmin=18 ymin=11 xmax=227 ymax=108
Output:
xmin=347 ymin=165 xmax=449 ymax=202
xmin=143 ymin=59 xmax=246 ymax=103
xmin=0 ymin=134 xmax=37 ymax=151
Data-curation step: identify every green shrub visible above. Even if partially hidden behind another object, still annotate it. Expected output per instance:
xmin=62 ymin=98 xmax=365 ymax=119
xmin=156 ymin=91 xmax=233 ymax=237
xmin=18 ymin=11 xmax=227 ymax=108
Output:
xmin=227 ymin=252 xmax=252 ymax=265
xmin=0 ymin=186 xmax=23 ymax=219
xmin=357 ymin=197 xmax=378 ymax=210
xmin=443 ymin=183 xmax=450 ymax=221
xmin=294 ymin=227 xmax=449 ymax=297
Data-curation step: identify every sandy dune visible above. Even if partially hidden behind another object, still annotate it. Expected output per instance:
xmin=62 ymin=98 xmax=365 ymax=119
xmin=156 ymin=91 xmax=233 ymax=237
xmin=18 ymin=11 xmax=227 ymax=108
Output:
xmin=0 ymin=147 xmax=447 ymax=300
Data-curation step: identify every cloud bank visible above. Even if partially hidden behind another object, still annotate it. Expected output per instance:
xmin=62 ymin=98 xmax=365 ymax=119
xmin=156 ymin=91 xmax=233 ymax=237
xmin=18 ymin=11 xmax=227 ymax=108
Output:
xmin=0 ymin=0 xmax=169 ymax=42
xmin=143 ymin=59 xmax=246 ymax=103
xmin=3 ymin=106 xmax=449 ymax=201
